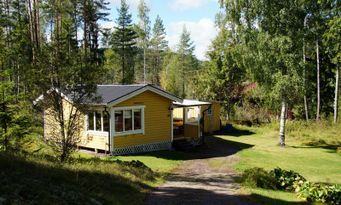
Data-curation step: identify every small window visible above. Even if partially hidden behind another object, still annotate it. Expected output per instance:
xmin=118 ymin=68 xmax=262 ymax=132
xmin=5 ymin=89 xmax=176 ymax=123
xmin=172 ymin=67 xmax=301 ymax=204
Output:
xmin=87 ymin=111 xmax=108 ymax=132
xmin=115 ymin=111 xmax=123 ymax=132
xmin=133 ymin=109 xmax=142 ymax=130
xmin=103 ymin=111 xmax=109 ymax=132
xmin=207 ymin=107 xmax=212 ymax=115
xmin=88 ymin=112 xmax=94 ymax=130
xmin=124 ymin=110 xmax=132 ymax=131
xmin=95 ymin=111 xmax=101 ymax=131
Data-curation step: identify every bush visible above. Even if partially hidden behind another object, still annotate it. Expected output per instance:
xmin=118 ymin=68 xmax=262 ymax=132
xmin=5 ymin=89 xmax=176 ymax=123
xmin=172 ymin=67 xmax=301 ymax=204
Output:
xmin=241 ymin=167 xmax=277 ymax=189
xmin=270 ymin=167 xmax=306 ymax=191
xmin=297 ymin=182 xmax=341 ymax=205
xmin=241 ymin=167 xmax=341 ymax=204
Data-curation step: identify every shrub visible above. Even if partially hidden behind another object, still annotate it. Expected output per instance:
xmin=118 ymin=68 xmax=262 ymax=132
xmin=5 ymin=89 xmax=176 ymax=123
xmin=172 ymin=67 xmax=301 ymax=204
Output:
xmin=241 ymin=167 xmax=277 ymax=189
xmin=270 ymin=167 xmax=306 ymax=191
xmin=297 ymin=182 xmax=341 ymax=205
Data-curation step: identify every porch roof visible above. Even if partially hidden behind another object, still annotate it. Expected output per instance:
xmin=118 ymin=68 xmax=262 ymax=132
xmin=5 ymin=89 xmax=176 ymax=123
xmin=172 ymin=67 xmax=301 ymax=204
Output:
xmin=173 ymin=99 xmax=211 ymax=107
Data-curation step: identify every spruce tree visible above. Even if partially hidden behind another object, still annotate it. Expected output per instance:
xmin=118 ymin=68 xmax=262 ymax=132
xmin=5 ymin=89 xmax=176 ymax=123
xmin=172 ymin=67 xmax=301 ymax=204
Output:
xmin=178 ymin=26 xmax=195 ymax=98
xmin=150 ymin=15 xmax=168 ymax=85
xmin=111 ymin=0 xmax=137 ymax=84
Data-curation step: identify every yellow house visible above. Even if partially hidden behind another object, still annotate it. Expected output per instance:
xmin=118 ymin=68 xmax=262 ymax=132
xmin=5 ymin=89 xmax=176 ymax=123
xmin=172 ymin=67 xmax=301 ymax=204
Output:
xmin=36 ymin=84 xmax=221 ymax=155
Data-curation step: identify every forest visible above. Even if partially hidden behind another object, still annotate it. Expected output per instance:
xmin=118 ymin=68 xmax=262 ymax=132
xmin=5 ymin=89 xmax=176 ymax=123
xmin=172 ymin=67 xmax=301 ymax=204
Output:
xmin=0 ymin=0 xmax=339 ymax=150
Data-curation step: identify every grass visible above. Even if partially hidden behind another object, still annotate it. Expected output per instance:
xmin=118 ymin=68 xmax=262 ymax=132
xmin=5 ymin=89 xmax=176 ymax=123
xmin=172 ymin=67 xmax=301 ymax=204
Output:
xmin=1 ymin=135 xmax=186 ymax=204
xmin=0 ymin=152 xmax=160 ymax=204
xmin=217 ymin=121 xmax=341 ymax=204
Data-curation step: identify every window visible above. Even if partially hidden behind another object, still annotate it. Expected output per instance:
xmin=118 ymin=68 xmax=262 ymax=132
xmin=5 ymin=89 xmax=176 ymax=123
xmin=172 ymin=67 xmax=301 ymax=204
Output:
xmin=88 ymin=112 xmax=94 ymax=130
xmin=87 ymin=111 xmax=109 ymax=132
xmin=186 ymin=107 xmax=199 ymax=123
xmin=95 ymin=111 xmax=101 ymax=131
xmin=133 ymin=109 xmax=142 ymax=130
xmin=103 ymin=111 xmax=109 ymax=132
xmin=114 ymin=106 xmax=144 ymax=135
xmin=115 ymin=111 xmax=123 ymax=132
xmin=207 ymin=106 xmax=212 ymax=116
xmin=124 ymin=110 xmax=132 ymax=131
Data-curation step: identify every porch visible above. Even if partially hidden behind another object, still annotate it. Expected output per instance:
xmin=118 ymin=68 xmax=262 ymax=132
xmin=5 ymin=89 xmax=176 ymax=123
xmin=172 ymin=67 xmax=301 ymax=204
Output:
xmin=172 ymin=100 xmax=211 ymax=142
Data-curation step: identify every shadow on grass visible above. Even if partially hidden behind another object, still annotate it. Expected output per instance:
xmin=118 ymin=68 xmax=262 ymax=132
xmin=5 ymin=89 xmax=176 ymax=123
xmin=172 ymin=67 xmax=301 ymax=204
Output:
xmin=0 ymin=152 xmax=153 ymax=205
xmin=127 ymin=135 xmax=254 ymax=161
xmin=145 ymin=185 xmax=309 ymax=205
xmin=215 ymin=124 xmax=256 ymax=137
xmin=291 ymin=139 xmax=341 ymax=152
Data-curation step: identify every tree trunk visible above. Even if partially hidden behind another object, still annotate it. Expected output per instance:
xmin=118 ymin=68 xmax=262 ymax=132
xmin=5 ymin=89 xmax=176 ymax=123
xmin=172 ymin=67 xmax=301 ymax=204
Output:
xmin=303 ymin=35 xmax=309 ymax=121
xmin=143 ymin=46 xmax=146 ymax=83
xmin=334 ymin=65 xmax=339 ymax=123
xmin=316 ymin=40 xmax=320 ymax=121
xmin=279 ymin=100 xmax=287 ymax=147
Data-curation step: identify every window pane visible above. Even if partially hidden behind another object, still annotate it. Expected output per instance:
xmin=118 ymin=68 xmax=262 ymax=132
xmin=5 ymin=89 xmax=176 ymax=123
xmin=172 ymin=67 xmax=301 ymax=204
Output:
xmin=133 ymin=109 xmax=142 ymax=130
xmin=124 ymin=110 xmax=132 ymax=131
xmin=103 ymin=111 xmax=109 ymax=132
xmin=95 ymin=111 xmax=101 ymax=131
xmin=88 ymin=112 xmax=94 ymax=130
xmin=115 ymin=111 xmax=123 ymax=132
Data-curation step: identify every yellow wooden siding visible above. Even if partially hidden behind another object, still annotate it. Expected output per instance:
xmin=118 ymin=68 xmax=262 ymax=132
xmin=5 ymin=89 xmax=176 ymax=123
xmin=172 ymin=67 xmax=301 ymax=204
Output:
xmin=113 ymin=91 xmax=172 ymax=148
xmin=44 ymin=99 xmax=110 ymax=151
xmin=80 ymin=133 xmax=109 ymax=150
xmin=184 ymin=124 xmax=199 ymax=138
xmin=202 ymin=102 xmax=221 ymax=133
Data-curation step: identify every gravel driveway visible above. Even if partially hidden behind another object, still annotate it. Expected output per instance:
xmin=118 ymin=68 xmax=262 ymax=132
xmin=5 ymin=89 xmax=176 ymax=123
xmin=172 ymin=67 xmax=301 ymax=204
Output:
xmin=145 ymin=136 xmax=254 ymax=205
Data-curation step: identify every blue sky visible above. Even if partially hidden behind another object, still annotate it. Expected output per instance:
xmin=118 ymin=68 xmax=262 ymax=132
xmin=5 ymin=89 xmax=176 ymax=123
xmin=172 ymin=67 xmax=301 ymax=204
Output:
xmin=101 ymin=0 xmax=221 ymax=60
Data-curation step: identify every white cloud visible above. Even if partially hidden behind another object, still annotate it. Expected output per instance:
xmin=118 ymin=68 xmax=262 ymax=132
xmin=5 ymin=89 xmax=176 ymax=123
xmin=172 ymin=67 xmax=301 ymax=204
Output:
xmin=109 ymin=0 xmax=151 ymax=11
xmin=166 ymin=18 xmax=218 ymax=60
xmin=100 ymin=21 xmax=116 ymax=30
xmin=170 ymin=0 xmax=206 ymax=11
xmin=170 ymin=0 xmax=218 ymax=11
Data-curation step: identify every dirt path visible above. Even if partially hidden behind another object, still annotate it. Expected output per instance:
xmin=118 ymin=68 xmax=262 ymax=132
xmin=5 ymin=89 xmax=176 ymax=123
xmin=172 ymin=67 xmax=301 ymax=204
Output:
xmin=146 ymin=137 xmax=254 ymax=205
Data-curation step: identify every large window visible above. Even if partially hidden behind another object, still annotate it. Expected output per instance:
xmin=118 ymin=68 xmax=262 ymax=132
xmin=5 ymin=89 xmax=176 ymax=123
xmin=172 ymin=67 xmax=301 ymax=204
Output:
xmin=114 ymin=107 xmax=143 ymax=135
xmin=87 ymin=111 xmax=109 ymax=132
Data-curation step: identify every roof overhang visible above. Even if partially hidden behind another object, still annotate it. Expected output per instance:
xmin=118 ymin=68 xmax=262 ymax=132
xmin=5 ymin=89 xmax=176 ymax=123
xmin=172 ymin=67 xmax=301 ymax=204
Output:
xmin=173 ymin=99 xmax=211 ymax=108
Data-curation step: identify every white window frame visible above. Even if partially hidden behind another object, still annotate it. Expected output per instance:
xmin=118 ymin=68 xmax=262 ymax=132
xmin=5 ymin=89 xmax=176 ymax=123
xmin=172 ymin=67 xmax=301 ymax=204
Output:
xmin=112 ymin=105 xmax=145 ymax=136
xmin=86 ymin=110 xmax=109 ymax=136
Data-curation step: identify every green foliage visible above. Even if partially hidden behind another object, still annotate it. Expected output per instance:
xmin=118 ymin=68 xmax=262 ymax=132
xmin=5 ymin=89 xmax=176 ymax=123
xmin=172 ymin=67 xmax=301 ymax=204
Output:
xmin=241 ymin=166 xmax=340 ymax=204
xmin=271 ymin=167 xmax=306 ymax=191
xmin=149 ymin=15 xmax=168 ymax=85
xmin=111 ymin=0 xmax=138 ymax=84
xmin=196 ymin=27 xmax=246 ymax=114
xmin=241 ymin=167 xmax=278 ymax=189
xmin=297 ymin=182 xmax=341 ymax=204
xmin=161 ymin=26 xmax=198 ymax=98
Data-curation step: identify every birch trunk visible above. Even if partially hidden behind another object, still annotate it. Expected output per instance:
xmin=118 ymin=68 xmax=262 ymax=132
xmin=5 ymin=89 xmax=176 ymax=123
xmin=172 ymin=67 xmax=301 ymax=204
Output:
xmin=334 ymin=65 xmax=339 ymax=123
xmin=303 ymin=38 xmax=309 ymax=121
xmin=279 ymin=100 xmax=287 ymax=147
xmin=316 ymin=40 xmax=321 ymax=121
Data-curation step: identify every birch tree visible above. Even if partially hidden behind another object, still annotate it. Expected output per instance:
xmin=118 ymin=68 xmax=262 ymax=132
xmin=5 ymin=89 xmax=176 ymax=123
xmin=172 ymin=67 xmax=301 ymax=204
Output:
xmin=137 ymin=0 xmax=150 ymax=83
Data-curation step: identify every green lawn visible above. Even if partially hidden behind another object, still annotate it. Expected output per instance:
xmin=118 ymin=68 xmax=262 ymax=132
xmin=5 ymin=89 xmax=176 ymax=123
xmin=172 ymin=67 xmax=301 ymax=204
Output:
xmin=216 ymin=121 xmax=341 ymax=204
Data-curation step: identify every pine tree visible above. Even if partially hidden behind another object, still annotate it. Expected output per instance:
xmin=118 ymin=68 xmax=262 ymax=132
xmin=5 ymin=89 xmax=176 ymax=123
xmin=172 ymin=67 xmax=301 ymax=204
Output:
xmin=111 ymin=0 xmax=137 ymax=84
xmin=178 ymin=26 xmax=195 ymax=98
xmin=150 ymin=15 xmax=168 ymax=85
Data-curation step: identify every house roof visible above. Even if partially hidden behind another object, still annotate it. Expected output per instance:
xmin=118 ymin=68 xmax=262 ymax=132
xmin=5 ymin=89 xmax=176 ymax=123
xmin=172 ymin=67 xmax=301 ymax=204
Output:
xmin=173 ymin=99 xmax=211 ymax=107
xmin=34 ymin=84 xmax=183 ymax=106
xmin=95 ymin=84 xmax=182 ymax=106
